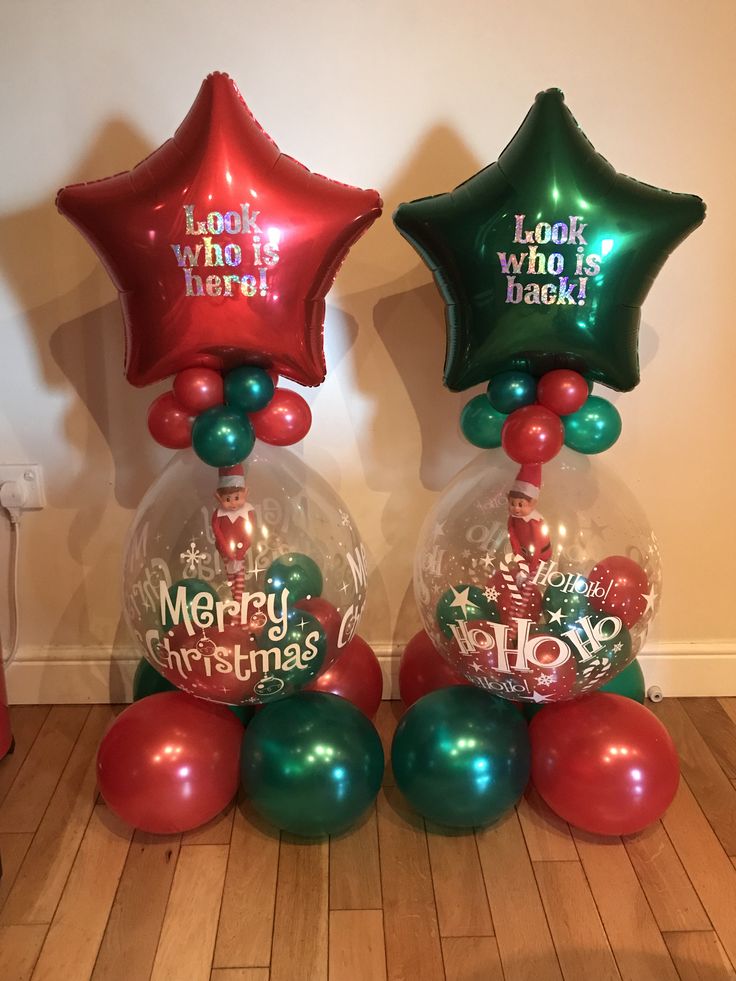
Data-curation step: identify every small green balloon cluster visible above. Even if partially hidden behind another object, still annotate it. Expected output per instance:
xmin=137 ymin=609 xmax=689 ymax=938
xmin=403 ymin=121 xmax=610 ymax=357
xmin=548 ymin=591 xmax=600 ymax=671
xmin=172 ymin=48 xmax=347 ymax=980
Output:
xmin=192 ymin=366 xmax=274 ymax=467
xmin=460 ymin=368 xmax=621 ymax=456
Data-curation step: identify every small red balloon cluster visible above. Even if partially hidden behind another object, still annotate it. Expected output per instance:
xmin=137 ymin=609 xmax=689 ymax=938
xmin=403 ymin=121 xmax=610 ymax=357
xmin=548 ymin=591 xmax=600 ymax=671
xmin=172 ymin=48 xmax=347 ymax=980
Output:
xmin=461 ymin=367 xmax=622 ymax=460
xmin=148 ymin=364 xmax=312 ymax=468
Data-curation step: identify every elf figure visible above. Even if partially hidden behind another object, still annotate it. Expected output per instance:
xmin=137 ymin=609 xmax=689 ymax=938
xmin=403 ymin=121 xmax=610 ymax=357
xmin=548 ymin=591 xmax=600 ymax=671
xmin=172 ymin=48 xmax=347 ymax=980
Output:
xmin=212 ymin=465 xmax=254 ymax=608
xmin=505 ymin=463 xmax=552 ymax=624
xmin=507 ymin=463 xmax=551 ymax=571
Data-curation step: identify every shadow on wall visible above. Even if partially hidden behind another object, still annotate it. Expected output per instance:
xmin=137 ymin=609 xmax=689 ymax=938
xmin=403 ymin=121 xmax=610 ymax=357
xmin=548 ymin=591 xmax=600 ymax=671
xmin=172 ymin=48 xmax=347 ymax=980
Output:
xmin=0 ymin=120 xmax=172 ymax=650
xmin=0 ymin=118 xmax=168 ymax=512
xmin=328 ymin=124 xmax=490 ymax=650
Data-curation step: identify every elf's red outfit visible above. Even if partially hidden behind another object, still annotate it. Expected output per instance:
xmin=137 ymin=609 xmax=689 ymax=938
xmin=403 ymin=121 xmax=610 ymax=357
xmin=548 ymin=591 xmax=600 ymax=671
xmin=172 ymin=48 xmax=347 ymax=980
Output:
xmin=211 ymin=505 xmax=253 ymax=563
xmin=507 ymin=463 xmax=551 ymax=572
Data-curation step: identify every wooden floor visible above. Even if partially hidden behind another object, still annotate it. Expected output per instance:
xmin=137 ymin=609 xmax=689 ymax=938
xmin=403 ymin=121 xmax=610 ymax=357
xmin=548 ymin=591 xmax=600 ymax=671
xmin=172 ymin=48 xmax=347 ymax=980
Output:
xmin=1 ymin=698 xmax=736 ymax=981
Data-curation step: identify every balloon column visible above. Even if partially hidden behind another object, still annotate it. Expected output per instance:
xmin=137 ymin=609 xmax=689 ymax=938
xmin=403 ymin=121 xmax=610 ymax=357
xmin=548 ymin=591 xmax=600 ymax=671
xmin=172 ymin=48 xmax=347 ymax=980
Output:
xmin=58 ymin=72 xmax=384 ymax=835
xmin=393 ymin=89 xmax=702 ymax=833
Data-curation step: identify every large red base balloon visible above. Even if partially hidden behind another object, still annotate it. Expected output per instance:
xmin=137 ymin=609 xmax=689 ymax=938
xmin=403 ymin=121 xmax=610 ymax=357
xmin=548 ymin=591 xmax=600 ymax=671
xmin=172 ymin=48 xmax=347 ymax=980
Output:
xmin=530 ymin=693 xmax=679 ymax=836
xmin=399 ymin=629 xmax=471 ymax=708
xmin=306 ymin=635 xmax=383 ymax=718
xmin=97 ymin=692 xmax=242 ymax=833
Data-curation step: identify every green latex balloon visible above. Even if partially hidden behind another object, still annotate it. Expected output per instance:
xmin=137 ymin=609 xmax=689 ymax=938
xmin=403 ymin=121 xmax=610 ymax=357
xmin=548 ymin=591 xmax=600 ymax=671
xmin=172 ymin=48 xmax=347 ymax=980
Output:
xmin=252 ymin=608 xmax=328 ymax=701
xmin=563 ymin=396 xmax=622 ymax=454
xmin=241 ymin=691 xmax=384 ymax=836
xmin=392 ymin=686 xmax=530 ymax=828
xmin=161 ymin=578 xmax=221 ymax=631
xmin=133 ymin=658 xmax=178 ymax=698
xmin=542 ymin=581 xmax=593 ymax=632
xmin=224 ymin=366 xmax=274 ymax=413
xmin=599 ymin=658 xmax=646 ymax=703
xmin=487 ymin=371 xmax=536 ymax=414
xmin=132 ymin=658 xmax=254 ymax=723
xmin=460 ymin=395 xmax=506 ymax=448
xmin=436 ymin=584 xmax=499 ymax=638
xmin=393 ymin=89 xmax=705 ymax=393
xmin=192 ymin=406 xmax=254 ymax=467
xmin=265 ymin=552 xmax=323 ymax=602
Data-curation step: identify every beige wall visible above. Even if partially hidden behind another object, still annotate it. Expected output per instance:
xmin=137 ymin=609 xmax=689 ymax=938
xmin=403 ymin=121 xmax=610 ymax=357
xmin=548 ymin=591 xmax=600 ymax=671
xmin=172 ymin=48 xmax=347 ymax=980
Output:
xmin=0 ymin=0 xmax=733 ymax=672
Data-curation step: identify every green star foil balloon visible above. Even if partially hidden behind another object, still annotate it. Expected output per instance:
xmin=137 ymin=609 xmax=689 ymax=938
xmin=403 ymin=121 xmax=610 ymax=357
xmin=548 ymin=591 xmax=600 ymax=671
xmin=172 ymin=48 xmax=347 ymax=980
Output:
xmin=393 ymin=89 xmax=705 ymax=392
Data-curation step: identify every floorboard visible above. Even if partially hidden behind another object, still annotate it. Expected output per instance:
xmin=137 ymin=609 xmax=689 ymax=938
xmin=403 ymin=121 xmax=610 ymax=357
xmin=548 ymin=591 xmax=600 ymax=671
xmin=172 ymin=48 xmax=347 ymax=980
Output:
xmin=1 ymin=697 xmax=735 ymax=980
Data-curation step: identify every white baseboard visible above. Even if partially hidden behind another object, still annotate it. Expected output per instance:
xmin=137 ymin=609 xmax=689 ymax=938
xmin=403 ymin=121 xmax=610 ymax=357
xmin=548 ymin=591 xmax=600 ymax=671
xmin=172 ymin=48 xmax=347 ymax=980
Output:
xmin=4 ymin=641 xmax=735 ymax=704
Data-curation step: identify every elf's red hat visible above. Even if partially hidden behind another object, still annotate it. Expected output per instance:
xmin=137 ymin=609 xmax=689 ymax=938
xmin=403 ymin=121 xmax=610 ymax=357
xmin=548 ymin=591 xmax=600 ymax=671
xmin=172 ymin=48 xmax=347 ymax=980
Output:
xmin=217 ymin=464 xmax=245 ymax=489
xmin=511 ymin=463 xmax=541 ymax=499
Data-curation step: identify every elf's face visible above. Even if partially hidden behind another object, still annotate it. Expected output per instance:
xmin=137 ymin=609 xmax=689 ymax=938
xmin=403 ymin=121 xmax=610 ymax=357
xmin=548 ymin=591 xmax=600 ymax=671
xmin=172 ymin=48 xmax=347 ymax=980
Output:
xmin=217 ymin=488 xmax=246 ymax=511
xmin=508 ymin=494 xmax=535 ymax=518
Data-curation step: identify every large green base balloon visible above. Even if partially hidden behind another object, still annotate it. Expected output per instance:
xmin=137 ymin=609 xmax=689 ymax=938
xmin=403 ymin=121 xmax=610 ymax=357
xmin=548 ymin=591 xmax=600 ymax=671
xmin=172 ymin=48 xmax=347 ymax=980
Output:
xmin=241 ymin=691 xmax=384 ymax=836
xmin=392 ymin=687 xmax=530 ymax=828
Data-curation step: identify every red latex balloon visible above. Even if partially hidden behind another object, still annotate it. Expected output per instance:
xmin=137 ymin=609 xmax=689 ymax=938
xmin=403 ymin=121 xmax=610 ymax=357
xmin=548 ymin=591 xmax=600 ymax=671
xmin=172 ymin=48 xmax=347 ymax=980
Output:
xmin=97 ymin=692 xmax=242 ymax=833
xmin=501 ymin=405 xmax=563 ymax=463
xmin=536 ymin=369 xmax=588 ymax=416
xmin=530 ymin=693 xmax=679 ymax=836
xmin=147 ymin=392 xmax=193 ymax=448
xmin=251 ymin=388 xmax=312 ymax=446
xmin=56 ymin=72 xmax=382 ymax=388
xmin=173 ymin=367 xmax=224 ymax=413
xmin=296 ymin=597 xmax=342 ymax=654
xmin=399 ymin=629 xmax=470 ymax=708
xmin=446 ymin=619 xmax=577 ymax=703
xmin=306 ymin=635 xmax=383 ymax=718
xmin=155 ymin=616 xmax=329 ymax=704
xmin=588 ymin=555 xmax=650 ymax=628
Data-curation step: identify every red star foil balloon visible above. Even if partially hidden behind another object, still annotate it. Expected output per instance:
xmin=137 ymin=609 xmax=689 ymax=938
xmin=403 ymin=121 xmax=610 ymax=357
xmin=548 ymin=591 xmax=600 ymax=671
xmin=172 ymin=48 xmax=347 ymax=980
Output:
xmin=57 ymin=72 xmax=382 ymax=387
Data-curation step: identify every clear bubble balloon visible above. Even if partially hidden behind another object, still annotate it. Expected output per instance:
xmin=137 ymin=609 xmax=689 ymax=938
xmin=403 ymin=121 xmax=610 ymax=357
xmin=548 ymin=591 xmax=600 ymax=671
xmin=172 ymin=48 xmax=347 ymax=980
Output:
xmin=414 ymin=449 xmax=661 ymax=704
xmin=123 ymin=446 xmax=367 ymax=705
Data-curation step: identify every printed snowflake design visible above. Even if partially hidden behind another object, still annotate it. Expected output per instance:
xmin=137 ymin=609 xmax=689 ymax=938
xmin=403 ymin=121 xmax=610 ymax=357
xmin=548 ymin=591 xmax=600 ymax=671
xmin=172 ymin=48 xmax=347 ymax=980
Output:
xmin=484 ymin=585 xmax=500 ymax=602
xmin=462 ymin=549 xmax=471 ymax=558
xmin=612 ymin=642 xmax=623 ymax=653
xmin=536 ymin=674 xmax=555 ymax=688
xmin=338 ymin=510 xmax=352 ymax=527
xmin=180 ymin=541 xmax=203 ymax=574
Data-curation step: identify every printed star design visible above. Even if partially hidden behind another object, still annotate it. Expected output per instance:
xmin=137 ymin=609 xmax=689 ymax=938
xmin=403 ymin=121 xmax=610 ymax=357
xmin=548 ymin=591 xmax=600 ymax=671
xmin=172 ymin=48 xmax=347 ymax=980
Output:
xmin=532 ymin=691 xmax=550 ymax=703
xmin=462 ymin=549 xmax=471 ymax=559
xmin=57 ymin=72 xmax=382 ymax=387
xmin=547 ymin=608 xmax=564 ymax=625
xmin=297 ymin=618 xmax=309 ymax=631
xmin=480 ymin=552 xmax=495 ymax=571
xmin=434 ymin=522 xmax=446 ymax=538
xmin=449 ymin=586 xmax=473 ymax=617
xmin=470 ymin=661 xmax=483 ymax=673
xmin=484 ymin=585 xmax=500 ymax=602
xmin=339 ymin=582 xmax=350 ymax=594
xmin=393 ymin=89 xmax=705 ymax=391
xmin=641 ymin=588 xmax=658 ymax=614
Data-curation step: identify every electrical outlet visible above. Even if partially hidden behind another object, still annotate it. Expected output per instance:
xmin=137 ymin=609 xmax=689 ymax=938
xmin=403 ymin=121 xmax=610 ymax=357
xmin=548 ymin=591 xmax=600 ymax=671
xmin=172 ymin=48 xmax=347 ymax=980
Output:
xmin=0 ymin=464 xmax=46 ymax=509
